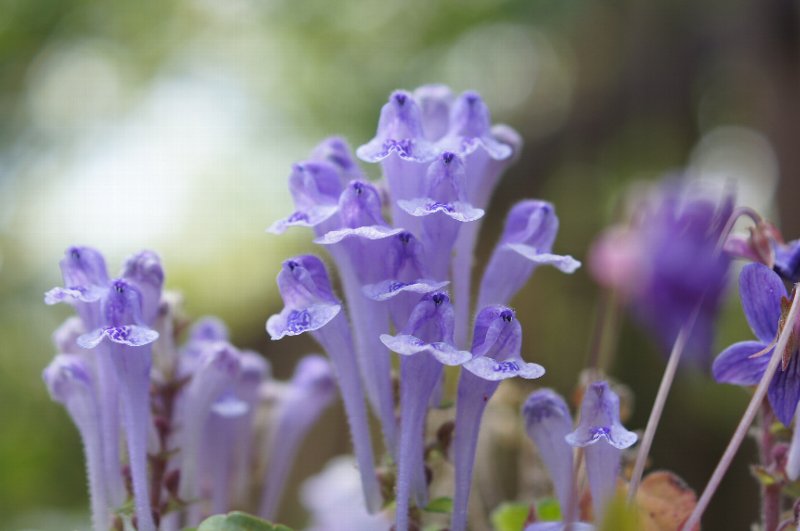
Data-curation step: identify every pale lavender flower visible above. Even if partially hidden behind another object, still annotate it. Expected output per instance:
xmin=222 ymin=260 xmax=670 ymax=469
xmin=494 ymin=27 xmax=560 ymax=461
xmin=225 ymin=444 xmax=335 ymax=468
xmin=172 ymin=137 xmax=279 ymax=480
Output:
xmin=259 ymin=355 xmax=337 ymax=520
xmin=267 ymin=162 xmax=345 ymax=235
xmin=78 ymin=279 xmax=160 ymax=531
xmin=380 ymin=291 xmax=471 ymax=531
xmin=566 ymin=382 xmax=637 ymax=519
xmin=451 ymin=306 xmax=544 ymax=531
xmin=43 ymin=354 xmax=108 ymax=531
xmin=266 ymin=255 xmax=382 ymax=513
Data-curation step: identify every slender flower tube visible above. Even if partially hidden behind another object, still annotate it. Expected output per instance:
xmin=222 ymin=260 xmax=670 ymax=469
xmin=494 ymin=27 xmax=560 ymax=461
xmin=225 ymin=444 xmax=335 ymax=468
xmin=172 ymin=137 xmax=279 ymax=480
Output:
xmin=451 ymin=306 xmax=545 ymax=531
xmin=266 ymin=255 xmax=383 ymax=513
xmin=478 ymin=200 xmax=580 ymax=310
xmin=523 ymin=389 xmax=576 ymax=523
xmin=46 ymin=247 xmax=126 ymax=507
xmin=380 ymin=291 xmax=472 ymax=531
xmin=259 ymin=354 xmax=337 ymax=520
xmin=566 ymin=382 xmax=637 ymax=520
xmin=43 ymin=354 xmax=108 ymax=531
xmin=175 ymin=340 xmax=242 ymax=521
xmin=204 ymin=392 xmax=249 ymax=516
xmin=78 ymin=279 xmax=160 ymax=531
xmin=315 ymin=180 xmax=403 ymax=454
xmin=414 ymin=84 xmax=454 ymax=142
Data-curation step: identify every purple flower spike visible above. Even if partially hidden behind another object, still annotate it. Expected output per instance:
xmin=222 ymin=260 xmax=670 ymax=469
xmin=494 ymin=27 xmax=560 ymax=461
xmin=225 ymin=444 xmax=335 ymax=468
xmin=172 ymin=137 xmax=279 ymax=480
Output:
xmin=381 ymin=292 xmax=470 ymax=531
xmin=451 ymin=307 xmax=544 ymax=531
xmin=259 ymin=355 xmax=337 ymax=520
xmin=310 ymin=136 xmax=365 ymax=182
xmin=268 ymin=162 xmax=345 ymax=234
xmin=79 ymin=280 xmax=158 ymax=531
xmin=44 ymin=354 xmax=109 ymax=531
xmin=566 ymin=382 xmax=637 ymax=519
xmin=266 ymin=255 xmax=383 ymax=513
xmin=478 ymin=201 xmax=580 ymax=309
xmin=120 ymin=250 xmax=164 ymax=326
xmin=523 ymin=389 xmax=576 ymax=521
xmin=177 ymin=341 xmax=242 ymax=520
xmin=356 ymin=90 xmax=437 ymax=164
xmin=413 ymin=84 xmax=454 ymax=142
xmin=441 ymin=91 xmax=512 ymax=160
xmin=712 ymin=263 xmax=800 ymax=426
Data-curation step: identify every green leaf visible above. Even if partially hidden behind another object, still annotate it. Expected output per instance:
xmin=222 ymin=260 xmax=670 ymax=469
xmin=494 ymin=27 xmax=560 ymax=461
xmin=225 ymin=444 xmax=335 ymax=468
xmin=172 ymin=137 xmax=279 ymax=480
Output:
xmin=197 ymin=511 xmax=294 ymax=531
xmin=490 ymin=501 xmax=531 ymax=531
xmin=535 ymin=497 xmax=562 ymax=522
xmin=424 ymin=496 xmax=453 ymax=513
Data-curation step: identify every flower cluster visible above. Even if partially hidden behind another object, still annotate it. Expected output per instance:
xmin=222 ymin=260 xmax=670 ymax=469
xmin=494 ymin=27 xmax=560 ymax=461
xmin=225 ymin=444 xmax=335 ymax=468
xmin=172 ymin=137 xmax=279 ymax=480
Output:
xmin=44 ymin=247 xmax=336 ymax=530
xmin=266 ymin=85 xmax=580 ymax=531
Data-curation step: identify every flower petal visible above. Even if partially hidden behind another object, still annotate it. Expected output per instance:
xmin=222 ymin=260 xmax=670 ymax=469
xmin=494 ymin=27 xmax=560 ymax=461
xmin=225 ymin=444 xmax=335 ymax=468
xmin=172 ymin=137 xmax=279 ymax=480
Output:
xmin=266 ymin=303 xmax=342 ymax=340
xmin=463 ymin=356 xmax=544 ymax=381
xmin=505 ymin=244 xmax=582 ymax=273
xmin=397 ymin=198 xmax=484 ymax=222
xmin=362 ymin=279 xmax=449 ymax=301
xmin=267 ymin=206 xmax=340 ymax=234
xmin=739 ymin=263 xmax=785 ymax=343
xmin=379 ymin=334 xmax=471 ymax=366
xmin=768 ymin=351 xmax=800 ymax=426
xmin=314 ymin=225 xmax=404 ymax=245
xmin=712 ymin=340 xmax=770 ymax=386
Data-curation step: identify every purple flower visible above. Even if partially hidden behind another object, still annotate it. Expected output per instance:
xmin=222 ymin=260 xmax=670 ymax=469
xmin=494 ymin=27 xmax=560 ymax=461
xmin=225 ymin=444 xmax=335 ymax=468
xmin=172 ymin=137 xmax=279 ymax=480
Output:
xmin=774 ymin=238 xmax=800 ymax=283
xmin=259 ymin=355 xmax=337 ymax=520
xmin=380 ymin=291 xmax=470 ymax=531
xmin=712 ymin=263 xmax=799 ymax=426
xmin=589 ymin=180 xmax=734 ymax=362
xmin=451 ymin=306 xmax=544 ymax=531
xmin=43 ymin=354 xmax=109 ymax=531
xmin=566 ymin=382 xmax=637 ymax=519
xmin=78 ymin=279 xmax=159 ymax=531
xmin=268 ymin=161 xmax=345 ymax=235
xmin=478 ymin=201 xmax=580 ymax=309
xmin=523 ymin=389 xmax=576 ymax=519
xmin=266 ymin=255 xmax=383 ymax=513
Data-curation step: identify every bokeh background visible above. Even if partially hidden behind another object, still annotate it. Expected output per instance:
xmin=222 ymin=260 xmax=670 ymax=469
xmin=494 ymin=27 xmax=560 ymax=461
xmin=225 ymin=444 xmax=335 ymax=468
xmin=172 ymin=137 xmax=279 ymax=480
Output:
xmin=1 ymin=0 xmax=798 ymax=529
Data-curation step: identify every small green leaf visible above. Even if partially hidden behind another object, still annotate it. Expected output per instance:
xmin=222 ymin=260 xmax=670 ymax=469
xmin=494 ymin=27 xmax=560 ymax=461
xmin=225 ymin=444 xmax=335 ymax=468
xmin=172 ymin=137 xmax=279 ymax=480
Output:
xmin=535 ymin=497 xmax=562 ymax=522
xmin=424 ymin=496 xmax=453 ymax=513
xmin=197 ymin=511 xmax=294 ymax=531
xmin=490 ymin=501 xmax=531 ymax=531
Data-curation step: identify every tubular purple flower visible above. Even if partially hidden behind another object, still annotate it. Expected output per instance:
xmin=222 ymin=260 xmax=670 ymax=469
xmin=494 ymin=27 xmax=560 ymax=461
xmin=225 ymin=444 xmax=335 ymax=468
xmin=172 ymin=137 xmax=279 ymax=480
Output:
xmin=397 ymin=153 xmax=484 ymax=279
xmin=478 ymin=201 xmax=580 ymax=309
xmin=523 ymin=389 xmax=576 ymax=522
xmin=413 ymin=84 xmax=454 ymax=142
xmin=45 ymin=246 xmax=110 ymax=329
xmin=314 ymin=180 xmax=401 ymax=455
xmin=175 ymin=340 xmax=242 ymax=520
xmin=43 ymin=354 xmax=109 ymax=531
xmin=53 ymin=316 xmax=86 ymax=354
xmin=356 ymin=90 xmax=438 ymax=234
xmin=78 ymin=279 xmax=159 ymax=531
xmin=203 ymin=392 xmax=249 ymax=516
xmin=362 ymin=231 xmax=449 ymax=330
xmin=268 ymin=161 xmax=345 ymax=235
xmin=266 ymin=255 xmax=383 ymax=513
xmin=440 ymin=91 xmax=512 ymax=162
xmin=712 ymin=263 xmax=800 ymax=426
xmin=380 ymin=291 xmax=471 ymax=531
xmin=566 ymin=382 xmax=637 ymax=520
xmin=774 ymin=239 xmax=800 ymax=283
xmin=451 ymin=306 xmax=544 ymax=531
xmin=259 ymin=355 xmax=337 ymax=520
xmin=120 ymin=250 xmax=164 ymax=326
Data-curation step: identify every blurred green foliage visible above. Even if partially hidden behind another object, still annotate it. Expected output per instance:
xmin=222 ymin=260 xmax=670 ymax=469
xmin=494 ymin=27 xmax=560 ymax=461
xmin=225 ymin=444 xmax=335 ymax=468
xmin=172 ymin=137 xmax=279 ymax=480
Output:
xmin=1 ymin=0 xmax=798 ymax=529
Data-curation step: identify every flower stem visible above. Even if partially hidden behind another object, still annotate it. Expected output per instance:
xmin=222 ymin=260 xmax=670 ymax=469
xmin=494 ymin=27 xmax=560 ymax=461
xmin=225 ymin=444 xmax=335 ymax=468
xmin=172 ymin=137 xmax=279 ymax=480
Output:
xmin=681 ymin=283 xmax=800 ymax=531
xmin=627 ymin=306 xmax=699 ymax=502
xmin=759 ymin=401 xmax=781 ymax=531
